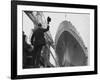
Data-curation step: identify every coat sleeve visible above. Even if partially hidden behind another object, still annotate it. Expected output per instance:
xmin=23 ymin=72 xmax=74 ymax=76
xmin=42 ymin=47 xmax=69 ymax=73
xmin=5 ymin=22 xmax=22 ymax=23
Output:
xmin=42 ymin=25 xmax=50 ymax=32
xmin=31 ymin=32 xmax=35 ymax=45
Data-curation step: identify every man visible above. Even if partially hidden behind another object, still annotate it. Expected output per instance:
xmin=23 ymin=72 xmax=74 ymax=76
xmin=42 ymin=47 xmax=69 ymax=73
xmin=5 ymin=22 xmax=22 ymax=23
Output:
xmin=31 ymin=23 xmax=50 ymax=67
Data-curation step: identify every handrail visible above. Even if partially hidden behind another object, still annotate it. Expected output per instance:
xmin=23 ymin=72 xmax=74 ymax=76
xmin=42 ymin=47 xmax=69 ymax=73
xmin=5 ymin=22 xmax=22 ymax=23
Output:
xmin=46 ymin=45 xmax=59 ymax=67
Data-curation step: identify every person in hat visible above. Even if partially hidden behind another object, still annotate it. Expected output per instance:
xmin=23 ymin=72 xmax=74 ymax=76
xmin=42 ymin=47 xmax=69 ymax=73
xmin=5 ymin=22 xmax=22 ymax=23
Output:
xmin=31 ymin=21 xmax=50 ymax=67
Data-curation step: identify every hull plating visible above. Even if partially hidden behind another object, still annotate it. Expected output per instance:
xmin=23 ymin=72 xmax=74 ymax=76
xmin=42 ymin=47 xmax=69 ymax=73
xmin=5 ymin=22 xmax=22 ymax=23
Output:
xmin=55 ymin=21 xmax=88 ymax=67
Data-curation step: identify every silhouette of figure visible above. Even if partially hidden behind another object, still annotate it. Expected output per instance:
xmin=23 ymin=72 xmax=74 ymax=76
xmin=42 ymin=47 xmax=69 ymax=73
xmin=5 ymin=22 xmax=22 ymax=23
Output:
xmin=31 ymin=23 xmax=50 ymax=67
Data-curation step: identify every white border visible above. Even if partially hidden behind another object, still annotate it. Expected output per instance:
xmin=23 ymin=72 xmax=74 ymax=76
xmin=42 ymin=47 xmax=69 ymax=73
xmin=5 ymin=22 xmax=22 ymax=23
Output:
xmin=17 ymin=5 xmax=94 ymax=75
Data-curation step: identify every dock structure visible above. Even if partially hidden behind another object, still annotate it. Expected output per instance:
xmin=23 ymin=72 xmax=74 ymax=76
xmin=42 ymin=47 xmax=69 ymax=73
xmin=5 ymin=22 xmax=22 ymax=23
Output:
xmin=23 ymin=11 xmax=58 ymax=68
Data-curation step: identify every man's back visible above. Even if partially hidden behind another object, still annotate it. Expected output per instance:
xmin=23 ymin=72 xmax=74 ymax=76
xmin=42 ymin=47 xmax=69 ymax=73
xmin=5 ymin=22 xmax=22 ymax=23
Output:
xmin=31 ymin=25 xmax=49 ymax=46
xmin=34 ymin=28 xmax=45 ymax=45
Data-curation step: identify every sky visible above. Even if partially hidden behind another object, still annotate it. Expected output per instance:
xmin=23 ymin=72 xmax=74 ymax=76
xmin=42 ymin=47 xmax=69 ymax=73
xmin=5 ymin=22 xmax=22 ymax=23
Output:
xmin=23 ymin=11 xmax=90 ymax=66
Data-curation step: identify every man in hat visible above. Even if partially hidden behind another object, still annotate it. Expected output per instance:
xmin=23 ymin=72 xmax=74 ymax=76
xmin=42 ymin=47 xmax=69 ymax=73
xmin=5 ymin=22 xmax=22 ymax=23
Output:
xmin=31 ymin=22 xmax=50 ymax=67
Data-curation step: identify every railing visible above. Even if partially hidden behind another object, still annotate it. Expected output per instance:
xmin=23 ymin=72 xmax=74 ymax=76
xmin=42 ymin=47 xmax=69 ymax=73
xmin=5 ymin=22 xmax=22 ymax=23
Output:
xmin=46 ymin=45 xmax=59 ymax=67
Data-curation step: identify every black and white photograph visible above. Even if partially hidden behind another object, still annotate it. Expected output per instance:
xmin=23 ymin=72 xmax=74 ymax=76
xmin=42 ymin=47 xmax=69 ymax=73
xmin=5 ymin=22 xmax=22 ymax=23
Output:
xmin=22 ymin=11 xmax=89 ymax=69
xmin=11 ymin=1 xmax=97 ymax=79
